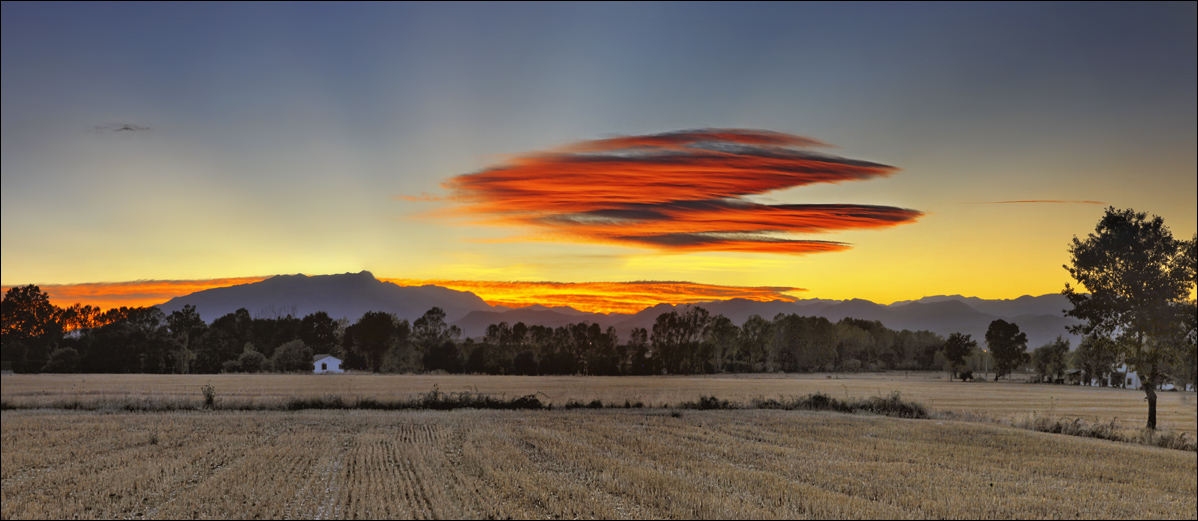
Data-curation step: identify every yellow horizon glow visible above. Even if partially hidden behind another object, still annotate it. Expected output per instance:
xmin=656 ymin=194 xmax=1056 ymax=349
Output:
xmin=4 ymin=276 xmax=805 ymax=315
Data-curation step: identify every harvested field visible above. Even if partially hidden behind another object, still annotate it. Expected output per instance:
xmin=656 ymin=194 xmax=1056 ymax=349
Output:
xmin=2 ymin=408 xmax=1194 ymax=519
xmin=3 ymin=372 xmax=1195 ymax=433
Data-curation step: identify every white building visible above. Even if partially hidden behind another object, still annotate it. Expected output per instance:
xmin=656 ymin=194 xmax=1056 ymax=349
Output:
xmin=1113 ymin=364 xmax=1178 ymax=391
xmin=313 ymin=354 xmax=343 ymax=374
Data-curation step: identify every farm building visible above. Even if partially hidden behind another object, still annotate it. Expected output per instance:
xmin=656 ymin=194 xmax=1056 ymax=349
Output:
xmin=1064 ymin=369 xmax=1084 ymax=385
xmin=1114 ymin=364 xmax=1182 ymax=391
xmin=313 ymin=354 xmax=343 ymax=374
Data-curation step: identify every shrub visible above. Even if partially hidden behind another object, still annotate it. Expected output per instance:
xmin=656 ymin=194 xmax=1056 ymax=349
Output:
xmin=200 ymin=383 xmax=216 ymax=409
xmin=748 ymin=391 xmax=928 ymax=419
xmin=680 ymin=395 xmax=735 ymax=410
xmin=270 ymin=340 xmax=314 ymax=372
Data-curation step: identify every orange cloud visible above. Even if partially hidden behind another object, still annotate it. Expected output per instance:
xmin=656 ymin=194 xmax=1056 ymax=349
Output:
xmin=437 ymin=128 xmax=921 ymax=253
xmin=2 ymin=277 xmax=269 ymax=310
xmin=384 ymin=278 xmax=804 ymax=314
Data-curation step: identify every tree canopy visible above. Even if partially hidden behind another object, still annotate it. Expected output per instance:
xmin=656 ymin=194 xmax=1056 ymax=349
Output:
xmin=1063 ymin=207 xmax=1196 ymax=429
xmin=985 ymin=319 xmax=1028 ymax=381
xmin=942 ymin=333 xmax=976 ymax=381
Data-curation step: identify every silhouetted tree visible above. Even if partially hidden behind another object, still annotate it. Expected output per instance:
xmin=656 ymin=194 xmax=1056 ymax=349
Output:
xmin=299 ymin=311 xmax=340 ymax=355
xmin=81 ymin=307 xmax=178 ymax=373
xmin=60 ymin=303 xmax=102 ymax=332
xmin=771 ymin=314 xmax=836 ymax=372
xmin=585 ymin=326 xmax=620 ymax=375
xmin=651 ymin=307 xmax=710 ymax=374
xmin=1 ymin=285 xmax=61 ymax=340
xmin=1072 ymin=334 xmax=1119 ymax=386
xmin=894 ymin=329 xmax=943 ymax=370
xmin=835 ymin=322 xmax=872 ymax=372
xmin=986 ymin=319 xmax=1028 ymax=381
xmin=270 ymin=339 xmax=314 ymax=372
xmin=250 ymin=315 xmax=300 ymax=359
xmin=737 ymin=315 xmax=772 ymax=372
xmin=42 ymin=347 xmax=80 ymax=373
xmin=1063 ymin=207 xmax=1196 ymax=429
xmin=236 ymin=343 xmax=268 ymax=373
xmin=1032 ymin=336 xmax=1070 ymax=383
xmin=350 ymin=311 xmax=397 ymax=373
xmin=625 ymin=327 xmax=653 ymax=375
xmin=942 ymin=333 xmax=976 ymax=381
xmin=513 ymin=350 xmax=538 ymax=375
xmin=167 ymin=305 xmax=207 ymax=364
xmin=424 ymin=340 xmax=462 ymax=373
xmin=1 ymin=285 xmax=63 ymax=372
xmin=704 ymin=315 xmax=738 ymax=373
xmin=413 ymin=307 xmax=461 ymax=352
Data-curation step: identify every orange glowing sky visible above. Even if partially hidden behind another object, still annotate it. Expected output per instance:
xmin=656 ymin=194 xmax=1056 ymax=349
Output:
xmin=6 ymin=277 xmax=804 ymax=316
xmin=384 ymin=278 xmax=803 ymax=314
xmin=2 ymin=278 xmax=270 ymax=310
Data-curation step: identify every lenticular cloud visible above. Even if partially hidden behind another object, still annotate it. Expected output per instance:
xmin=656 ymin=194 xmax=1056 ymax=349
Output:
xmin=440 ymin=129 xmax=921 ymax=254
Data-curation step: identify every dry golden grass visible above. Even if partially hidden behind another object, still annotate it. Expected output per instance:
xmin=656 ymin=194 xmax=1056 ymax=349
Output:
xmin=3 ymin=372 xmax=1195 ymax=433
xmin=2 ymin=408 xmax=1194 ymax=519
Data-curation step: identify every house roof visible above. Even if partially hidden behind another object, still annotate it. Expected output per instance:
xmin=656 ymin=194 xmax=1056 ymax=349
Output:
xmin=313 ymin=354 xmax=340 ymax=362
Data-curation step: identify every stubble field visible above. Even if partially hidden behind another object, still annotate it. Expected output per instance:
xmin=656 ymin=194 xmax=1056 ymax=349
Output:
xmin=2 ymin=373 xmax=1196 ymax=519
xmin=3 ymin=408 xmax=1195 ymax=519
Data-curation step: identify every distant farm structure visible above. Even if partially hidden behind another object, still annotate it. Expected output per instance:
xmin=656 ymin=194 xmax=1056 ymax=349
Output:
xmin=313 ymin=355 xmax=343 ymax=374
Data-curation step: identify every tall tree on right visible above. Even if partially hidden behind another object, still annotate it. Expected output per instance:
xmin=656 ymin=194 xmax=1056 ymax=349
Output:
xmin=1063 ymin=207 xmax=1196 ymax=430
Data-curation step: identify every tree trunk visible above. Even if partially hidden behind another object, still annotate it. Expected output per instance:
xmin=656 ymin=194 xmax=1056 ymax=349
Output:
xmin=1144 ymin=385 xmax=1158 ymax=430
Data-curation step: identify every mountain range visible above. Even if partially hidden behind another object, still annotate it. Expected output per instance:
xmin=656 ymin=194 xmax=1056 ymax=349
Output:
xmin=157 ymin=272 xmax=1082 ymax=349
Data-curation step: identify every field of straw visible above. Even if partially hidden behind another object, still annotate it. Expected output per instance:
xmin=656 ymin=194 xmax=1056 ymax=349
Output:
xmin=3 ymin=372 xmax=1195 ymax=433
xmin=2 ymin=408 xmax=1194 ymax=519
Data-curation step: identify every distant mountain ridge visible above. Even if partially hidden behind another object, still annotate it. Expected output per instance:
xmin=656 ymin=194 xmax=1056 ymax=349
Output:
xmin=156 ymin=272 xmax=1081 ymax=349
xmin=156 ymin=271 xmax=492 ymax=323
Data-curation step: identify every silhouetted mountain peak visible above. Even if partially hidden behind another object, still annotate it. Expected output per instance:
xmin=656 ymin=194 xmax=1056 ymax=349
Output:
xmin=158 ymin=272 xmax=493 ymax=323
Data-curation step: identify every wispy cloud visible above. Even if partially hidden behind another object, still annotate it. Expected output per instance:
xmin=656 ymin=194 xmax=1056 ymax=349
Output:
xmin=394 ymin=193 xmax=441 ymax=202
xmin=385 ymin=278 xmax=804 ymax=314
xmin=92 ymin=123 xmax=150 ymax=133
xmin=434 ymin=128 xmax=922 ymax=254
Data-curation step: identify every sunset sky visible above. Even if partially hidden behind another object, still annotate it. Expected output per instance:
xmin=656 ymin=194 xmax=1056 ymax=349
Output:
xmin=2 ymin=2 xmax=1195 ymax=312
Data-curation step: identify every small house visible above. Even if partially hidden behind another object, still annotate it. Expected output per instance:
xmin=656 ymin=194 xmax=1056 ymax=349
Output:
xmin=313 ymin=354 xmax=343 ymax=374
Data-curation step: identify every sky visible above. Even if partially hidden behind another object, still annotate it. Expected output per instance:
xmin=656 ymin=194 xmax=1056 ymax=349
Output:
xmin=2 ymin=2 xmax=1195 ymax=313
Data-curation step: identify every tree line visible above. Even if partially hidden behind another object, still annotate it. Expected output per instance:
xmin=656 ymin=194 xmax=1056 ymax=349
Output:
xmin=7 ymin=283 xmax=1186 ymax=384
xmin=0 ymin=287 xmax=984 ymax=376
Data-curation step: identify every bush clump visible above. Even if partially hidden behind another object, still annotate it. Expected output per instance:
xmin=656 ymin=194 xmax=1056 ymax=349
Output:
xmin=679 ymin=395 xmax=736 ymax=410
xmin=750 ymin=391 xmax=928 ymax=419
